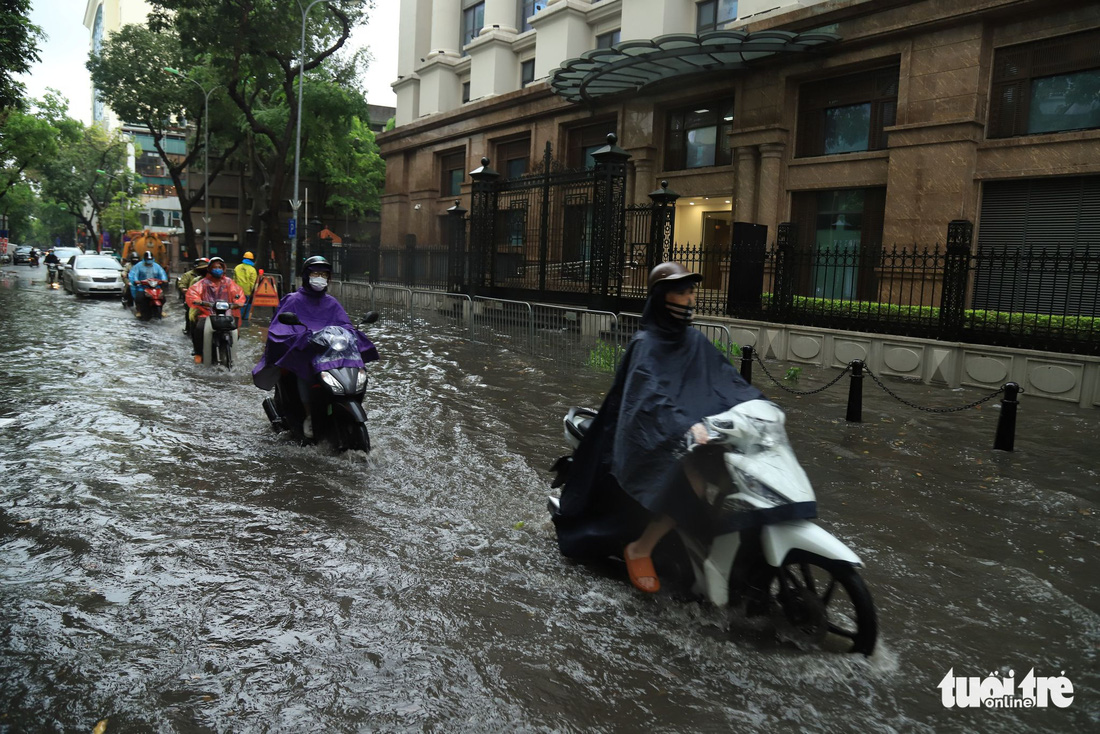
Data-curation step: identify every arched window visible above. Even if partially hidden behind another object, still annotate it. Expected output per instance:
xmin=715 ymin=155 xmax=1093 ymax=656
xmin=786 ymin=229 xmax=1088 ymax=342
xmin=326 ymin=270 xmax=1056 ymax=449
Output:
xmin=152 ymin=210 xmax=166 ymax=227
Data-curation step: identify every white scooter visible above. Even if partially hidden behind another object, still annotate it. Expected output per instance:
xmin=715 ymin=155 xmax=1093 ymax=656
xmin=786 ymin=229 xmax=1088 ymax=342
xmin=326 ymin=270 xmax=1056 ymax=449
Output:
xmin=548 ymin=399 xmax=878 ymax=655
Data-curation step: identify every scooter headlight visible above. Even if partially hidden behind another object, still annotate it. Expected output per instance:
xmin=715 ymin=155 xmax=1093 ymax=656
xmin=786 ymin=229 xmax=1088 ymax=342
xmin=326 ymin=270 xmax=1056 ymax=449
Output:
xmin=355 ymin=368 xmax=367 ymax=392
xmin=734 ymin=467 xmax=789 ymax=506
xmin=321 ymin=371 xmax=344 ymax=394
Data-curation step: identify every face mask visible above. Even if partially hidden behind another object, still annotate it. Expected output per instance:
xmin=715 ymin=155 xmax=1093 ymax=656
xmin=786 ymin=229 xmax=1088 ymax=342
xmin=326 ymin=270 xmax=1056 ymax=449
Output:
xmin=666 ymin=302 xmax=693 ymax=323
xmin=309 ymin=275 xmax=328 ymax=292
xmin=210 ymin=268 xmax=224 ymax=277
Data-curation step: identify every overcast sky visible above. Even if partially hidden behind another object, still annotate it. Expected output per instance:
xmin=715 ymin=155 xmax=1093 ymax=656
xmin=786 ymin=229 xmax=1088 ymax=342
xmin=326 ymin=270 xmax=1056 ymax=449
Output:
xmin=20 ymin=0 xmax=399 ymax=124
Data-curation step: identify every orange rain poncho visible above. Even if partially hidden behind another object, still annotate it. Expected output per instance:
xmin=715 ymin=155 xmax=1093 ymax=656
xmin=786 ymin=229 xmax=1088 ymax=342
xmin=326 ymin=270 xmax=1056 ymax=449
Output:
xmin=185 ymin=274 xmax=246 ymax=319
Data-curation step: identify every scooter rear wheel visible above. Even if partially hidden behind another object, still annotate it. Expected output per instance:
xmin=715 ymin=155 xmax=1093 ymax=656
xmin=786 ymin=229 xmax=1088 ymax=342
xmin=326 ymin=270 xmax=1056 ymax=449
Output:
xmin=769 ymin=550 xmax=877 ymax=656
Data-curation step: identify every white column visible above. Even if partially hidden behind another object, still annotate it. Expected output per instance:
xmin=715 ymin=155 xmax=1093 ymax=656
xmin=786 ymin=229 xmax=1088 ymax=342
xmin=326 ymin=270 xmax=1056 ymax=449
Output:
xmin=621 ymin=0 xmax=695 ymax=41
xmin=484 ymin=0 xmax=518 ymax=34
xmin=532 ymin=2 xmax=592 ymax=79
xmin=429 ymin=0 xmax=462 ymax=57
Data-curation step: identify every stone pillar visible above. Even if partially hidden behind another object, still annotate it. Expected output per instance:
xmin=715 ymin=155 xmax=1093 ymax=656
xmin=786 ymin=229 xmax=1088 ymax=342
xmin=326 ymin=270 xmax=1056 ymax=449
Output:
xmin=532 ymin=1 xmax=591 ymax=79
xmin=734 ymin=146 xmax=758 ymax=224
xmin=429 ymin=0 xmax=461 ymax=57
xmin=484 ymin=0 xmax=518 ymax=33
xmin=756 ymin=143 xmax=785 ymax=237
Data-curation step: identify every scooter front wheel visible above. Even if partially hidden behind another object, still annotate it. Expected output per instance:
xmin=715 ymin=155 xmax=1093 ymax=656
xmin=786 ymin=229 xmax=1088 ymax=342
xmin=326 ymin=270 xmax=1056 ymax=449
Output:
xmin=769 ymin=550 xmax=877 ymax=656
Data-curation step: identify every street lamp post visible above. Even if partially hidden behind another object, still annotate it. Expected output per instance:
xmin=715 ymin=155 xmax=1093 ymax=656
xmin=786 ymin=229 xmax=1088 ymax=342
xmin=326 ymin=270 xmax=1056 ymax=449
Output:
xmin=290 ymin=0 xmax=333 ymax=278
xmin=96 ymin=169 xmax=125 ymax=254
xmin=164 ymin=67 xmax=214 ymax=259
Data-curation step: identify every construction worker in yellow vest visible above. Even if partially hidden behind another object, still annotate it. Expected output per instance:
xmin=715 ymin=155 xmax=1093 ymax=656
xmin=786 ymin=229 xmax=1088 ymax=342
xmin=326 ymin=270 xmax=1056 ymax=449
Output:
xmin=234 ymin=251 xmax=258 ymax=322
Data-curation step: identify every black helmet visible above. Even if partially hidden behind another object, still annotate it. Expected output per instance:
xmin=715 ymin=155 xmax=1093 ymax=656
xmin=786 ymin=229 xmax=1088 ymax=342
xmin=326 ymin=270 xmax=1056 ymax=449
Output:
xmin=301 ymin=255 xmax=332 ymax=284
xmin=648 ymin=261 xmax=702 ymax=291
xmin=130 ymin=252 xmax=141 ymax=263
xmin=143 ymin=251 xmax=154 ymax=262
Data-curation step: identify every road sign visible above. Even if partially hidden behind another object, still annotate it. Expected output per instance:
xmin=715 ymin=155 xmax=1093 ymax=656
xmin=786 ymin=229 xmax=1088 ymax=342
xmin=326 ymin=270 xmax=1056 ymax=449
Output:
xmin=251 ymin=275 xmax=280 ymax=307
xmin=288 ymin=218 xmax=297 ymax=238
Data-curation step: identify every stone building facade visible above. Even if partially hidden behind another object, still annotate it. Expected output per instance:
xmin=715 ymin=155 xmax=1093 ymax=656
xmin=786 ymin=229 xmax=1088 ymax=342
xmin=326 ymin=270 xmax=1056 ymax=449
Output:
xmin=378 ymin=0 xmax=1100 ymax=312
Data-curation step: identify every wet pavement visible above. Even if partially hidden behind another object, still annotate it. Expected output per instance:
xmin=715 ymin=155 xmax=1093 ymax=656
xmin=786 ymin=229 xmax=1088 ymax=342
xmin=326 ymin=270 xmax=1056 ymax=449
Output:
xmin=0 ymin=263 xmax=1097 ymax=732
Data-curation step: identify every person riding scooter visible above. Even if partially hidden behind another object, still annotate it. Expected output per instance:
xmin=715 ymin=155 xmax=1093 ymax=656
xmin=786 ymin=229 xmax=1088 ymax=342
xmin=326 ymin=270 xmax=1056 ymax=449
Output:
xmin=177 ymin=257 xmax=209 ymax=335
xmin=121 ymin=252 xmax=140 ymax=306
xmin=128 ymin=251 xmax=168 ymax=318
xmin=552 ymin=262 xmax=764 ymax=594
xmin=43 ymin=249 xmax=61 ymax=286
xmin=185 ymin=256 xmax=245 ymax=363
xmin=252 ymin=256 xmax=378 ymax=439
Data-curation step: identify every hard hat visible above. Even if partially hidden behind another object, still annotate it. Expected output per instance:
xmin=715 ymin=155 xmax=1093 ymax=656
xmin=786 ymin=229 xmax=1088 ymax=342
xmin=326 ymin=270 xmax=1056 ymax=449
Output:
xmin=648 ymin=261 xmax=702 ymax=290
xmin=243 ymin=251 xmax=254 ymax=260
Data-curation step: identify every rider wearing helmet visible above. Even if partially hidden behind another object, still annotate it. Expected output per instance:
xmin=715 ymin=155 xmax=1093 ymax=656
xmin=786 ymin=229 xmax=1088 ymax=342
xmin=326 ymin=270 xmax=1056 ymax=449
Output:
xmin=185 ymin=255 xmax=245 ymax=362
xmin=234 ymin=251 xmax=259 ymax=322
xmin=553 ymin=262 xmax=763 ymax=594
xmin=252 ymin=256 xmax=378 ymax=438
xmin=178 ymin=258 xmax=210 ymax=334
xmin=128 ymin=250 xmax=168 ymax=318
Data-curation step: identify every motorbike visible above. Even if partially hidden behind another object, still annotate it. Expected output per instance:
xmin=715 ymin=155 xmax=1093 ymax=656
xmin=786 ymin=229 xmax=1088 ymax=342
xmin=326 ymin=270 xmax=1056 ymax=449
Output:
xmin=135 ymin=278 xmax=168 ymax=320
xmin=261 ymin=311 xmax=379 ymax=453
xmin=46 ymin=262 xmax=60 ymax=289
xmin=548 ymin=399 xmax=878 ymax=656
xmin=199 ymin=300 xmax=238 ymax=368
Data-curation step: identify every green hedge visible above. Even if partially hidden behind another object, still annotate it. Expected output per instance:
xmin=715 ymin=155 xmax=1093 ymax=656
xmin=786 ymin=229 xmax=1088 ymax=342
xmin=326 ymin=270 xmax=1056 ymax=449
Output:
xmin=763 ymin=294 xmax=1099 ymax=339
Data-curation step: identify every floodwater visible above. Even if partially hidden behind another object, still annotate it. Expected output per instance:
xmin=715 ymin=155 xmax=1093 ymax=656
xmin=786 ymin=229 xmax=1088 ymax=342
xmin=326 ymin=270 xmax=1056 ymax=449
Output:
xmin=0 ymin=264 xmax=1096 ymax=733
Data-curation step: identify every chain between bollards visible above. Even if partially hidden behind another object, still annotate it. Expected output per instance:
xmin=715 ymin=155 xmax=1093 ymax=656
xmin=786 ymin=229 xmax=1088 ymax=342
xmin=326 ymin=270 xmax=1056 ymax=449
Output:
xmin=748 ymin=348 xmax=852 ymax=396
xmin=740 ymin=350 xmax=1020 ymax=450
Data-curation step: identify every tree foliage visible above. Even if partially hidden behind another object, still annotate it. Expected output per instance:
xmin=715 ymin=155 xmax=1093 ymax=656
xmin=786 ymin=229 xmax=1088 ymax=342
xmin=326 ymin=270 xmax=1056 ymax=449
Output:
xmin=36 ymin=124 xmax=133 ymax=247
xmin=0 ymin=0 xmax=44 ymax=111
xmin=87 ymin=23 xmax=245 ymax=255
xmin=0 ymin=90 xmax=80 ymax=202
xmin=146 ymin=0 xmax=381 ymax=277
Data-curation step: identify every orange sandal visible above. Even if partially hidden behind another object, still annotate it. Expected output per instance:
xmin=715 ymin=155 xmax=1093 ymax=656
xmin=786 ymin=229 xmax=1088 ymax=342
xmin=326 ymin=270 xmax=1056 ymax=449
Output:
xmin=624 ymin=550 xmax=660 ymax=593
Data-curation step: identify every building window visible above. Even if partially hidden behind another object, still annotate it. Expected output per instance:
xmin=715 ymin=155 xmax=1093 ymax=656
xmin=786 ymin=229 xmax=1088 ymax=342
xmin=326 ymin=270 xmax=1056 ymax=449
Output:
xmin=596 ymin=30 xmax=620 ymax=49
xmin=462 ymin=81 xmax=471 ymax=103
xmin=440 ymin=151 xmax=465 ymax=197
xmin=696 ymin=0 xmax=737 ymax=33
xmin=796 ymin=66 xmax=899 ymax=158
xmin=462 ymin=1 xmax=484 ymax=52
xmin=665 ymin=100 xmax=734 ymax=170
xmin=567 ymin=119 xmax=617 ymax=169
xmin=790 ymin=188 xmax=886 ymax=301
xmin=519 ymin=0 xmax=544 ymax=33
xmin=497 ymin=138 xmax=531 ymax=179
xmin=521 ymin=59 xmax=535 ymax=85
xmin=989 ymin=29 xmax=1100 ymax=139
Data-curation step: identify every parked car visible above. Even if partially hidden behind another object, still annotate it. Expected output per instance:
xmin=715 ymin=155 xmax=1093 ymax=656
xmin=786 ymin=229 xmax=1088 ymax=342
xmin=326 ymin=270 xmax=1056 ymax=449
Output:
xmin=13 ymin=246 xmax=33 ymax=264
xmin=62 ymin=254 xmax=126 ymax=297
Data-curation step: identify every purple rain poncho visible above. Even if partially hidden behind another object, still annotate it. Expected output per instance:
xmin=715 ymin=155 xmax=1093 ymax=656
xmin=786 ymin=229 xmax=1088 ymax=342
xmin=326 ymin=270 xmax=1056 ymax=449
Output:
xmin=251 ymin=287 xmax=379 ymax=389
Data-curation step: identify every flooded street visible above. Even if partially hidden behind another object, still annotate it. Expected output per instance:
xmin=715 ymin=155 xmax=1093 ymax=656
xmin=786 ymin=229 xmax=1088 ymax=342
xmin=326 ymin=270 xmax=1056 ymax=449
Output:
xmin=0 ymin=264 xmax=1097 ymax=732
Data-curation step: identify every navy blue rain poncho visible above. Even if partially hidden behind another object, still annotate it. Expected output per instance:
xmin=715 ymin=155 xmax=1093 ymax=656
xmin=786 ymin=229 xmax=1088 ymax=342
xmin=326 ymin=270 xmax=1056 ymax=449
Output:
xmin=553 ymin=287 xmax=764 ymax=560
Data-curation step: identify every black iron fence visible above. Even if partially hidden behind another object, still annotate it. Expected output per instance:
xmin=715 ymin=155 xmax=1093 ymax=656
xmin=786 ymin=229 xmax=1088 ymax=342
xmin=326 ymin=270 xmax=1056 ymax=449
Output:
xmin=367 ymin=139 xmax=1099 ymax=356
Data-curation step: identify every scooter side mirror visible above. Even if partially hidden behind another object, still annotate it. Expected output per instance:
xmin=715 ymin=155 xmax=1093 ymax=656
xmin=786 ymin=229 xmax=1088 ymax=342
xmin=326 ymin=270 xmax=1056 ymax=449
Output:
xmin=277 ymin=312 xmax=302 ymax=326
xmin=361 ymin=311 xmax=379 ymax=325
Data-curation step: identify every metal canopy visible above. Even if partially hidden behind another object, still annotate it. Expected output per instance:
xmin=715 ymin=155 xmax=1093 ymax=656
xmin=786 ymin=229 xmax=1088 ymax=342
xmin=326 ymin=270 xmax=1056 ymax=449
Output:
xmin=550 ymin=30 xmax=841 ymax=104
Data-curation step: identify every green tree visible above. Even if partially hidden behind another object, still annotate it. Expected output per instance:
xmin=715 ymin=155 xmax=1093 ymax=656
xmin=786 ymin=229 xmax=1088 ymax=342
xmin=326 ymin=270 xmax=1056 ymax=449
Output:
xmin=0 ymin=90 xmax=80 ymax=203
xmin=87 ymin=23 xmax=246 ymax=257
xmin=0 ymin=0 xmax=43 ymax=111
xmin=36 ymin=124 xmax=132 ymax=248
xmin=149 ymin=0 xmax=375 ymax=278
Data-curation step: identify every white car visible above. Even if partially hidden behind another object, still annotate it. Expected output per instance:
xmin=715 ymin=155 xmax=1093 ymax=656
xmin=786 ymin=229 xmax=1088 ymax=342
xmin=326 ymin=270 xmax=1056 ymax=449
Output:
xmin=63 ymin=254 xmax=127 ymax=297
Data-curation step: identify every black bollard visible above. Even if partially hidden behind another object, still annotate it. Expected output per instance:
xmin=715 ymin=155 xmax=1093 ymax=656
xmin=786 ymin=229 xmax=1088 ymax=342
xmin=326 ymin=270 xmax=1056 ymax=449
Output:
xmin=846 ymin=360 xmax=864 ymax=423
xmin=740 ymin=344 xmax=754 ymax=384
xmin=993 ymin=382 xmax=1020 ymax=452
